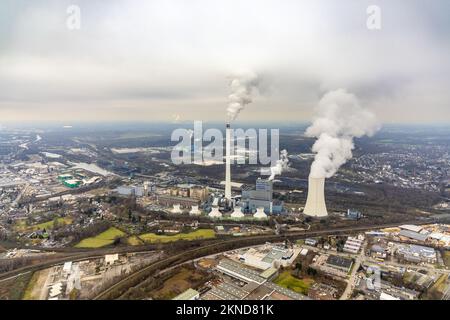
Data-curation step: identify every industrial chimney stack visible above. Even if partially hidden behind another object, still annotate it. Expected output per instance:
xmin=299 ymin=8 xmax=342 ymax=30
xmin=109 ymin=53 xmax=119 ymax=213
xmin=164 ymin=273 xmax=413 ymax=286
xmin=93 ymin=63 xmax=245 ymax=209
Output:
xmin=225 ymin=123 xmax=232 ymax=201
xmin=303 ymin=176 xmax=328 ymax=217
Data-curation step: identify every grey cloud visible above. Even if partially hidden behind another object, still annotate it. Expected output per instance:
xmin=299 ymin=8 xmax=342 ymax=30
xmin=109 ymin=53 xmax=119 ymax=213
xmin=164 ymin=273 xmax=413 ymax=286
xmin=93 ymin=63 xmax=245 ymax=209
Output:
xmin=0 ymin=0 xmax=449 ymax=123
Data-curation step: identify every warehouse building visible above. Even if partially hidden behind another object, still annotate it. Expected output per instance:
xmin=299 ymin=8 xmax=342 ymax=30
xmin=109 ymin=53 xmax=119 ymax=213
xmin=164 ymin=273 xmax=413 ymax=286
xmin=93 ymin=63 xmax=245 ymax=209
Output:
xmin=395 ymin=244 xmax=437 ymax=264
xmin=326 ymin=255 xmax=353 ymax=273
xmin=343 ymin=236 xmax=364 ymax=254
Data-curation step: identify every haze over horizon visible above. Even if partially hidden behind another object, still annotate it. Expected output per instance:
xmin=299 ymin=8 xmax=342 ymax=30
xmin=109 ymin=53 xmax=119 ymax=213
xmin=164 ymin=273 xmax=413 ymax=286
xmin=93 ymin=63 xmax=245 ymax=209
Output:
xmin=1 ymin=0 xmax=449 ymax=124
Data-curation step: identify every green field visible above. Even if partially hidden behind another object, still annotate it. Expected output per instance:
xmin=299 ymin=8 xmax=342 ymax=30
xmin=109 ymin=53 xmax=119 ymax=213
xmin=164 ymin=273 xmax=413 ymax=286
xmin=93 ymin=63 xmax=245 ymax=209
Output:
xmin=15 ymin=217 xmax=72 ymax=232
xmin=139 ymin=229 xmax=215 ymax=243
xmin=31 ymin=217 xmax=73 ymax=231
xmin=273 ymin=271 xmax=314 ymax=295
xmin=127 ymin=235 xmax=144 ymax=246
xmin=75 ymin=227 xmax=126 ymax=248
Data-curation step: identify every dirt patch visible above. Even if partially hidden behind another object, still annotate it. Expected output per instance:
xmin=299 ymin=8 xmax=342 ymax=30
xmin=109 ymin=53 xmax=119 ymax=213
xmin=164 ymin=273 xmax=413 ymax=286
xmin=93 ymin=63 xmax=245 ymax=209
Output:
xmin=23 ymin=268 xmax=51 ymax=300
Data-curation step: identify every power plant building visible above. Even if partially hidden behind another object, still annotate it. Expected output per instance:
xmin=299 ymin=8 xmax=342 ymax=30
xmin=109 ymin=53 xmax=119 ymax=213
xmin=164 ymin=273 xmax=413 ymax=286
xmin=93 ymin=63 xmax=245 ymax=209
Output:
xmin=241 ymin=178 xmax=283 ymax=214
xmin=230 ymin=206 xmax=245 ymax=219
xmin=209 ymin=206 xmax=222 ymax=218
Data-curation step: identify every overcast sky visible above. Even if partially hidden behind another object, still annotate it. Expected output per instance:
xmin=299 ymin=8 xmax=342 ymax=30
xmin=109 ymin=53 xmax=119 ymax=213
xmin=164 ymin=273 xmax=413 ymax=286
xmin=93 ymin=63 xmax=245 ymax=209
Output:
xmin=0 ymin=0 xmax=449 ymax=124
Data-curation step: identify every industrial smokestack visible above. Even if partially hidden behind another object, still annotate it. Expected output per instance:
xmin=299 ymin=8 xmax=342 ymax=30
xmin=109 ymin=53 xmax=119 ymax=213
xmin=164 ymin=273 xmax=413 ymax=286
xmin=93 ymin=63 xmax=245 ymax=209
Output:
xmin=303 ymin=176 xmax=328 ymax=217
xmin=225 ymin=123 xmax=232 ymax=201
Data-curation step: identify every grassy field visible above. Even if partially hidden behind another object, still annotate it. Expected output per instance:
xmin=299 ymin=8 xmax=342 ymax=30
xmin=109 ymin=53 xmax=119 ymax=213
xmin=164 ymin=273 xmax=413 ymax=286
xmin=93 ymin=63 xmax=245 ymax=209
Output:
xmin=75 ymin=227 xmax=126 ymax=248
xmin=139 ymin=229 xmax=215 ymax=243
xmin=22 ymin=272 xmax=40 ymax=300
xmin=30 ymin=217 xmax=73 ymax=231
xmin=15 ymin=217 xmax=72 ymax=232
xmin=127 ymin=235 xmax=144 ymax=246
xmin=273 ymin=271 xmax=314 ymax=295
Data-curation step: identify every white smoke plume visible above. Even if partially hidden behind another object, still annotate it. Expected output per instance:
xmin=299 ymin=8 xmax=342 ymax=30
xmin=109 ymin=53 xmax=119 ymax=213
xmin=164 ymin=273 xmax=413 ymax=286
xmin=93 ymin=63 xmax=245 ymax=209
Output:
xmin=268 ymin=149 xmax=289 ymax=181
xmin=306 ymin=89 xmax=380 ymax=178
xmin=227 ymin=72 xmax=259 ymax=121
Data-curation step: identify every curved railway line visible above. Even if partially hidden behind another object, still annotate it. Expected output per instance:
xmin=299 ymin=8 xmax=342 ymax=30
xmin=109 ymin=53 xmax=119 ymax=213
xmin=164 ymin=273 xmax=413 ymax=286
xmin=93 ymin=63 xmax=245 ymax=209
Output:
xmin=0 ymin=219 xmax=437 ymax=298
xmin=91 ymin=219 xmax=431 ymax=300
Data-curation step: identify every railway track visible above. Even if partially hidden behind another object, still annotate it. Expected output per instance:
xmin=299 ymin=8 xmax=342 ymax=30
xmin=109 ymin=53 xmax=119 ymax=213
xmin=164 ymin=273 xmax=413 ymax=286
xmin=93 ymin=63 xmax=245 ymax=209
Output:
xmin=0 ymin=219 xmax=434 ymax=297
xmin=92 ymin=219 xmax=430 ymax=300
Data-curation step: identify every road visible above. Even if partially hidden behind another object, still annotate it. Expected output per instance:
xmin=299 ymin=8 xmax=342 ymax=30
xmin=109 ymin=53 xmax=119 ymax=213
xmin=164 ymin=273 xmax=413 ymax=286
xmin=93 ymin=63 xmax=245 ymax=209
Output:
xmin=340 ymin=242 xmax=367 ymax=300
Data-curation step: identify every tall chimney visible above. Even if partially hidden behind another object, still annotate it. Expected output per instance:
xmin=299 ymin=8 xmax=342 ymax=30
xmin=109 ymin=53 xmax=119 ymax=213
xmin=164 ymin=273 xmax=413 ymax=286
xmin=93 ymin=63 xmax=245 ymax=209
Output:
xmin=303 ymin=176 xmax=328 ymax=217
xmin=225 ymin=123 xmax=232 ymax=200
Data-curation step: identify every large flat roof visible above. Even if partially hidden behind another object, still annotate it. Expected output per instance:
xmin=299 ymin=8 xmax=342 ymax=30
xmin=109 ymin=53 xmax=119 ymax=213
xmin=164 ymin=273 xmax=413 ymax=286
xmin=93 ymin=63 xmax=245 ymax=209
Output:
xmin=399 ymin=230 xmax=428 ymax=242
xmin=217 ymin=259 xmax=266 ymax=284
xmin=326 ymin=255 xmax=353 ymax=270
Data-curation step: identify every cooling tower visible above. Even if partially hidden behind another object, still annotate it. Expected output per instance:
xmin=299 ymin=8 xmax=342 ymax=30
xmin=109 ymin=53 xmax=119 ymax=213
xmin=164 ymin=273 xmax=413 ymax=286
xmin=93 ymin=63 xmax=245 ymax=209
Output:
xmin=208 ymin=206 xmax=222 ymax=218
xmin=225 ymin=123 xmax=232 ymax=201
xmin=303 ymin=176 xmax=328 ymax=217
xmin=230 ymin=206 xmax=244 ymax=219
xmin=253 ymin=207 xmax=268 ymax=219
xmin=189 ymin=205 xmax=201 ymax=216
xmin=171 ymin=204 xmax=182 ymax=214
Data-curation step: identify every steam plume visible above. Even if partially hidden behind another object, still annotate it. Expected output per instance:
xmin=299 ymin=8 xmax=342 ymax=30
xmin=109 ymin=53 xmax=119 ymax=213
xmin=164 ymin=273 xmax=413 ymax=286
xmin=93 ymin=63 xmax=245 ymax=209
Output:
xmin=269 ymin=149 xmax=289 ymax=181
xmin=227 ymin=72 xmax=259 ymax=121
xmin=306 ymin=89 xmax=380 ymax=178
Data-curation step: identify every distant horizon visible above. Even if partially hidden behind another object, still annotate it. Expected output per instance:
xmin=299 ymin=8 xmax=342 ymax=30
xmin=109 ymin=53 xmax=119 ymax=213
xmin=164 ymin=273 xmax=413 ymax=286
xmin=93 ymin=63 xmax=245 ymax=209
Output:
xmin=2 ymin=120 xmax=450 ymax=130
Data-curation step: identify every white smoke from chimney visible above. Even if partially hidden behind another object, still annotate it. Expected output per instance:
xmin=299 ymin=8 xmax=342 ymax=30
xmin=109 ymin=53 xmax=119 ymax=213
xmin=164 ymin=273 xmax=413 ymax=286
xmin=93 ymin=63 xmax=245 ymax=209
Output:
xmin=227 ymin=71 xmax=259 ymax=121
xmin=306 ymin=89 xmax=380 ymax=178
xmin=268 ymin=149 xmax=289 ymax=181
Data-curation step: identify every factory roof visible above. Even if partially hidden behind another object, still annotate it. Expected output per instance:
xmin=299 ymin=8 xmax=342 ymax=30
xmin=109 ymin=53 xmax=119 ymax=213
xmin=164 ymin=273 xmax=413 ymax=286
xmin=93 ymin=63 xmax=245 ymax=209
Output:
xmin=214 ymin=283 xmax=248 ymax=299
xmin=397 ymin=244 xmax=436 ymax=258
xmin=217 ymin=259 xmax=266 ymax=284
xmin=370 ymin=244 xmax=387 ymax=253
xmin=264 ymin=282 xmax=310 ymax=300
xmin=399 ymin=225 xmax=423 ymax=233
xmin=208 ymin=287 xmax=240 ymax=300
xmin=261 ymin=248 xmax=289 ymax=264
xmin=326 ymin=255 xmax=353 ymax=270
xmin=398 ymin=230 xmax=428 ymax=242
xmin=259 ymin=267 xmax=278 ymax=279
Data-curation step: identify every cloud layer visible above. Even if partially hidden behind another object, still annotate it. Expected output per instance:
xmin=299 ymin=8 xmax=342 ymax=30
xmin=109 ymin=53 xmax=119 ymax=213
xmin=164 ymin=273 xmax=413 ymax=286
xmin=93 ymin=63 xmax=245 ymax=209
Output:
xmin=0 ymin=0 xmax=449 ymax=123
